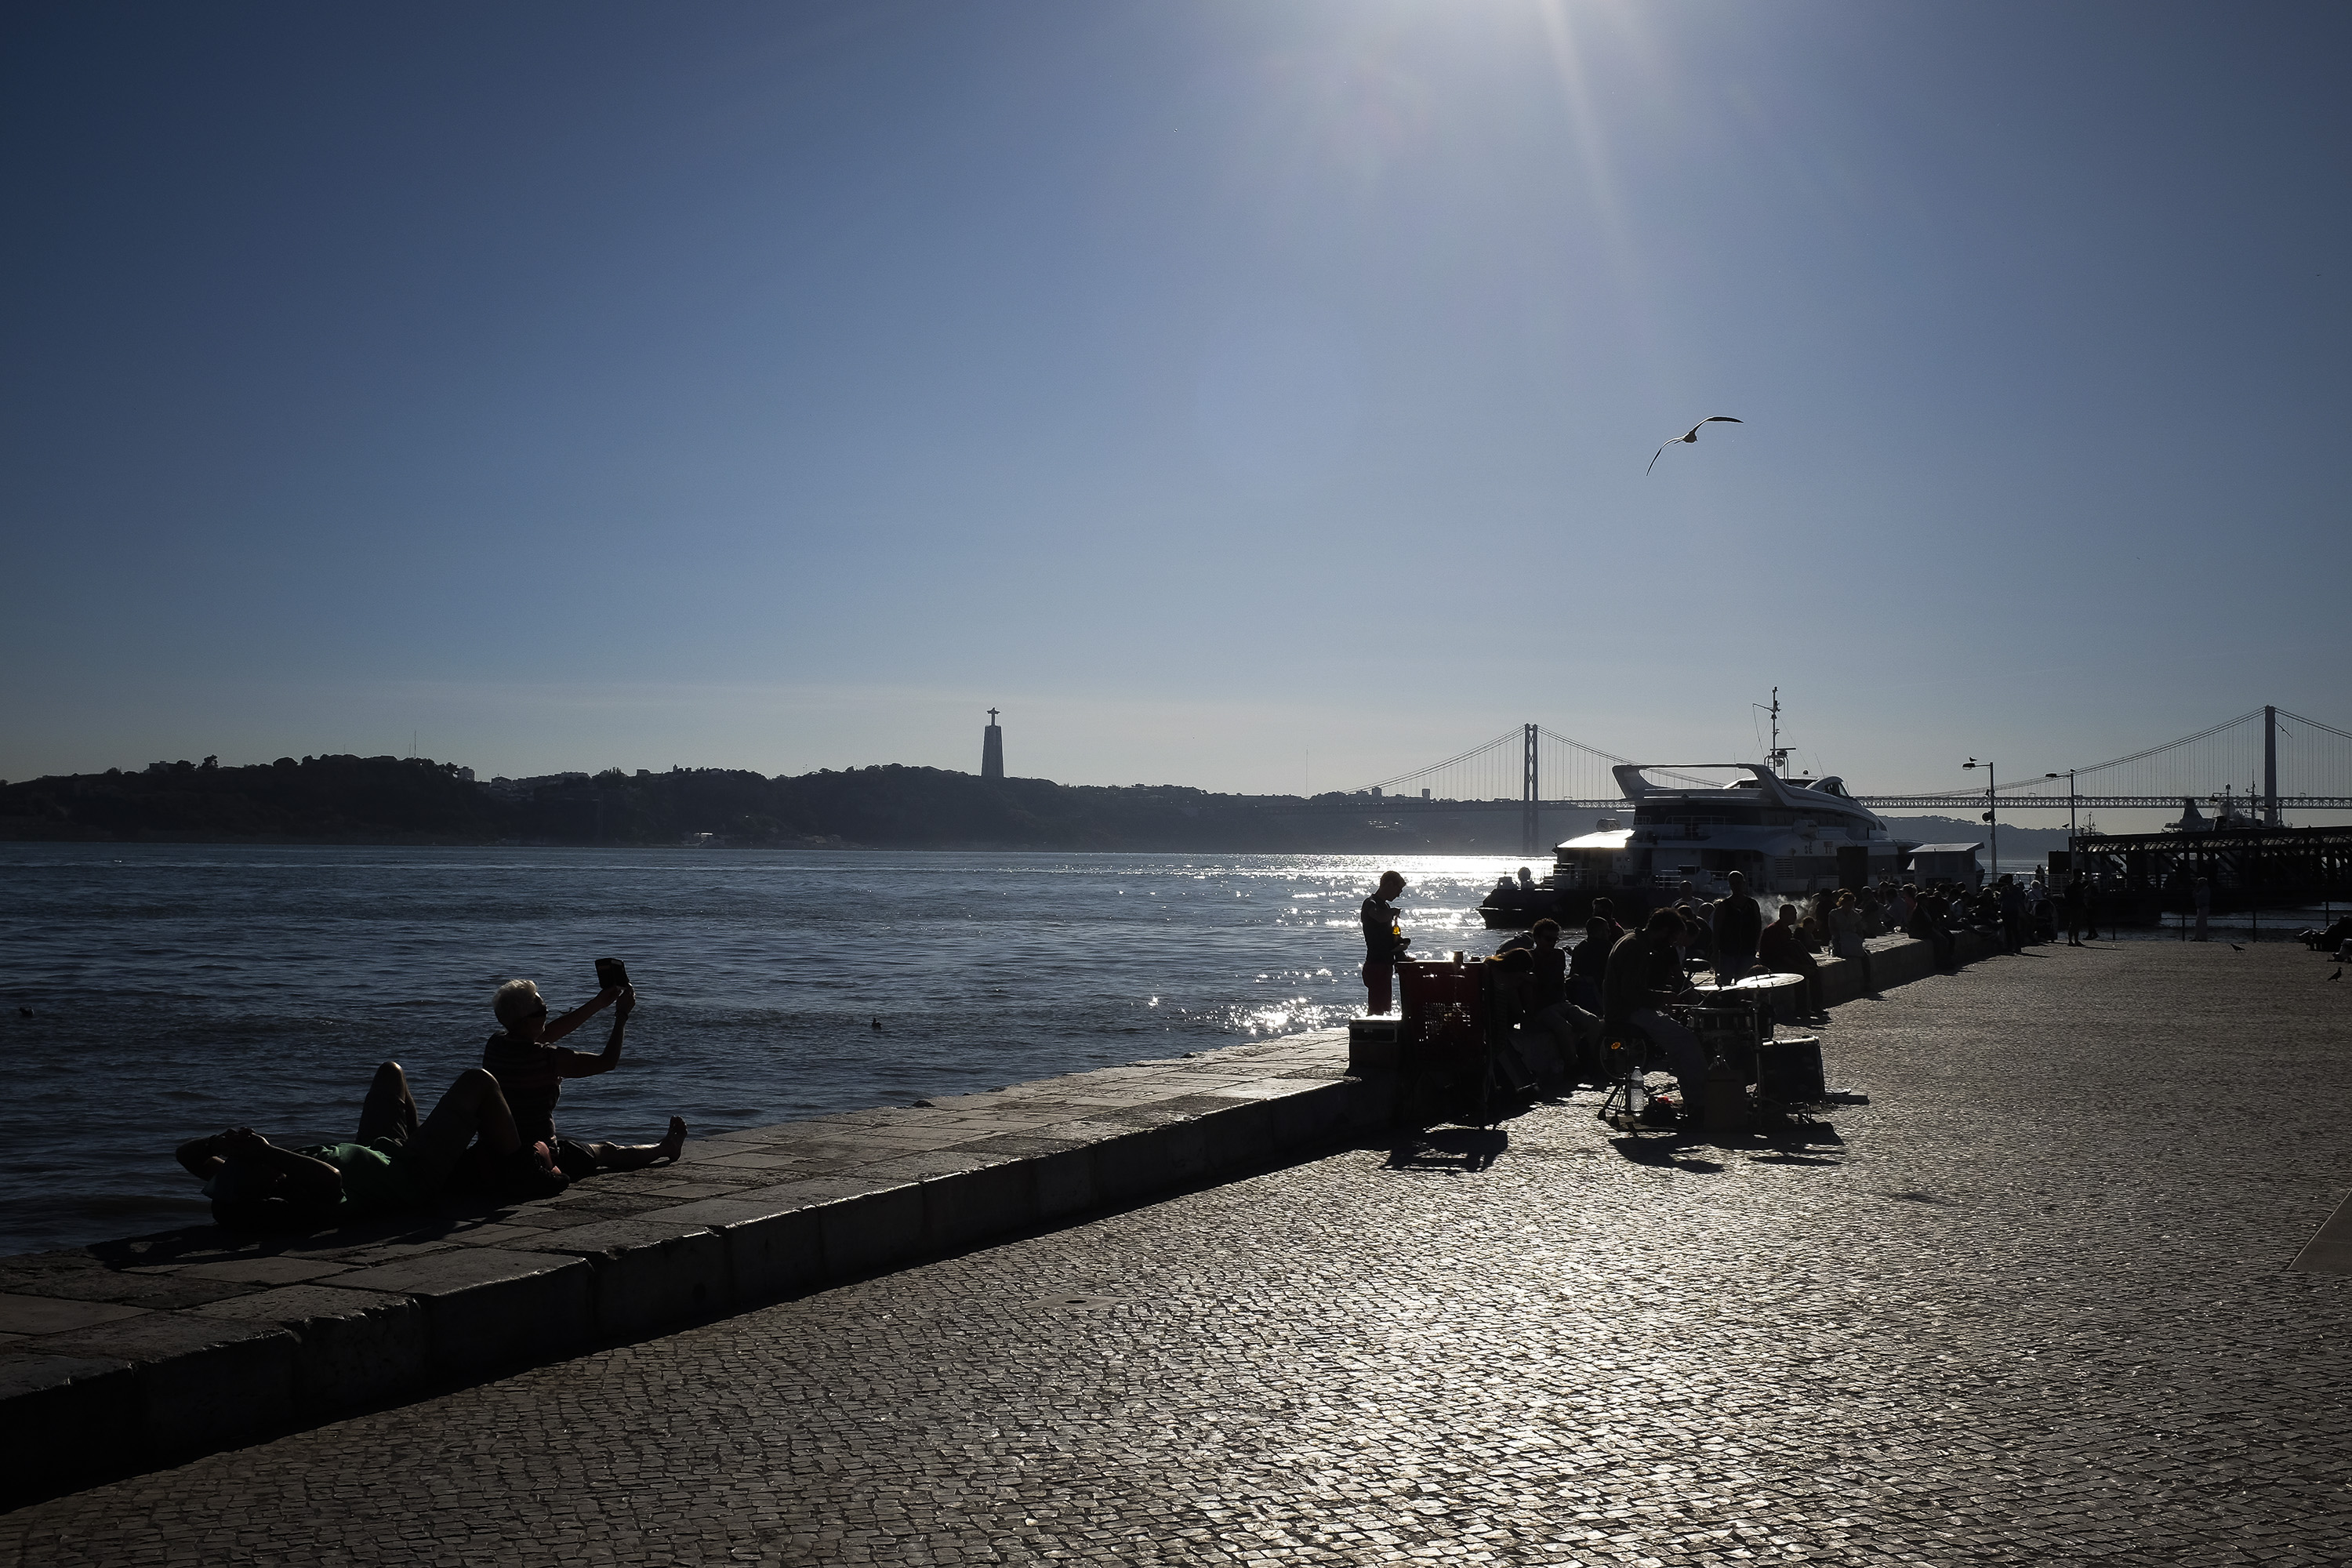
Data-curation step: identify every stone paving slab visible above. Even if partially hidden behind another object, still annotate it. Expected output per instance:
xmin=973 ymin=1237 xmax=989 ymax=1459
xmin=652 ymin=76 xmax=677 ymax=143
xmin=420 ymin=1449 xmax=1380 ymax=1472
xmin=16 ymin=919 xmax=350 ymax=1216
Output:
xmin=3 ymin=936 xmax=2343 ymax=1563
xmin=0 ymin=931 xmax=1987 ymax=1504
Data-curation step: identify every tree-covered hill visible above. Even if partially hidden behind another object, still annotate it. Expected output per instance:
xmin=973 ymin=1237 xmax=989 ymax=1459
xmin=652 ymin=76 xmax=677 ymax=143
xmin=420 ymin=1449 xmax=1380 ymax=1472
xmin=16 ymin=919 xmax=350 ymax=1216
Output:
xmin=0 ymin=755 xmax=1475 ymax=852
xmin=0 ymin=757 xmax=2093 ymax=856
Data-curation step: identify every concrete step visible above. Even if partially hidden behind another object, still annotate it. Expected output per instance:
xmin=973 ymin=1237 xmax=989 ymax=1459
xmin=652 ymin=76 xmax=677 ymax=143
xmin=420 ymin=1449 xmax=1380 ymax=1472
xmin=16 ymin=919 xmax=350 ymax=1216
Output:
xmin=0 ymin=1035 xmax=1375 ymax=1501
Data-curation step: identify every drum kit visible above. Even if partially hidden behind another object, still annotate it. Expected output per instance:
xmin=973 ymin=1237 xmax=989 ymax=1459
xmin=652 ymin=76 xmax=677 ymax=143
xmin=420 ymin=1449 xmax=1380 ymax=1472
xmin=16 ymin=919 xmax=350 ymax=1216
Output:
xmin=1385 ymin=960 xmax=1832 ymax=1133
xmin=1600 ymin=971 xmax=1827 ymax=1132
xmin=1685 ymin=973 xmax=1828 ymax=1105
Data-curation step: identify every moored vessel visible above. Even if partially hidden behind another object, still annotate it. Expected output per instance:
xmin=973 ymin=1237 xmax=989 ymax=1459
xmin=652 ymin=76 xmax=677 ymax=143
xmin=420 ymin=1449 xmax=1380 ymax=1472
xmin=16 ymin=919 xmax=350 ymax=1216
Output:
xmin=1481 ymin=763 xmax=1915 ymax=928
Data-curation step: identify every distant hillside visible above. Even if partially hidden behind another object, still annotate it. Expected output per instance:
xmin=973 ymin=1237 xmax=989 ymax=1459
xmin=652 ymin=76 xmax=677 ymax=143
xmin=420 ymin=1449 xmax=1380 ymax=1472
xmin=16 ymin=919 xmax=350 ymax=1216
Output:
xmin=1878 ymin=815 xmax=2078 ymax=855
xmin=0 ymin=758 xmax=2098 ymax=861
xmin=0 ymin=755 xmax=1516 ymax=852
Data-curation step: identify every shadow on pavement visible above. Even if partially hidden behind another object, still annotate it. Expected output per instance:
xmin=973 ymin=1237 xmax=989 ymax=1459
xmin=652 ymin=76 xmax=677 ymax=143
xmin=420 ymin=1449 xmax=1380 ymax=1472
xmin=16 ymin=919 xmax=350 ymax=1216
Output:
xmin=1383 ymin=1128 xmax=1509 ymax=1173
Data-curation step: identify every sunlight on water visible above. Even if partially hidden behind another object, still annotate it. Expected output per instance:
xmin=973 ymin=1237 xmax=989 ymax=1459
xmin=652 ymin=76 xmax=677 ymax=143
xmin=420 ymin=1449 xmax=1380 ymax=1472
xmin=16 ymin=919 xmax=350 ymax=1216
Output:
xmin=0 ymin=844 xmax=1532 ymax=1254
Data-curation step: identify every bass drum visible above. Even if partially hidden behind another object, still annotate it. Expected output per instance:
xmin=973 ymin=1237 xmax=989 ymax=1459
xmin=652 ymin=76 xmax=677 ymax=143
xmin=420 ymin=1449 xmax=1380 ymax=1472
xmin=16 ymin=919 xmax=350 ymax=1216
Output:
xmin=1680 ymin=1004 xmax=1761 ymax=1083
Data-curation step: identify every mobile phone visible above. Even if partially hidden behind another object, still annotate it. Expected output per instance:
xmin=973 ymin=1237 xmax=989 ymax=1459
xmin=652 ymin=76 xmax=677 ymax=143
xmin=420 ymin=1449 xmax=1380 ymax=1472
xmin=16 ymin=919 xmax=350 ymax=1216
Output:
xmin=595 ymin=957 xmax=630 ymax=991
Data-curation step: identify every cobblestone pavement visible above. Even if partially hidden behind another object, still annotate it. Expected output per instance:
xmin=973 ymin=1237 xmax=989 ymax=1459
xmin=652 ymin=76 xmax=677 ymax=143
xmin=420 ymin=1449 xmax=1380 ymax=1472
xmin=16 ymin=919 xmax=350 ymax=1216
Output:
xmin=5 ymin=941 xmax=2348 ymax=1566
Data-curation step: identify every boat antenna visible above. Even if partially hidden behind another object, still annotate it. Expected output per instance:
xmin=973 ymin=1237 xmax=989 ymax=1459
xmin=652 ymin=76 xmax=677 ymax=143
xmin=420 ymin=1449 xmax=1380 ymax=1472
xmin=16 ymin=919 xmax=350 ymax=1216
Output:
xmin=1751 ymin=688 xmax=1789 ymax=776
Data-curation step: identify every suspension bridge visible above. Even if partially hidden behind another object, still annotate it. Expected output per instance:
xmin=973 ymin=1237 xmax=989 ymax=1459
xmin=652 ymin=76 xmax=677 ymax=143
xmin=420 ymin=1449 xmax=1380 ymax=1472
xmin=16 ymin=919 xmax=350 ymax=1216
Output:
xmin=1325 ymin=706 xmax=2352 ymax=854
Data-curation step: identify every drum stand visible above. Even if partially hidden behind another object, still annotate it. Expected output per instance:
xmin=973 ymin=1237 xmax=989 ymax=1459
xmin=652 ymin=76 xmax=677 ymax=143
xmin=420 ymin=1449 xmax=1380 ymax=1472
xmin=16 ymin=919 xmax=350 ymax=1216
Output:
xmin=1595 ymin=1032 xmax=1654 ymax=1129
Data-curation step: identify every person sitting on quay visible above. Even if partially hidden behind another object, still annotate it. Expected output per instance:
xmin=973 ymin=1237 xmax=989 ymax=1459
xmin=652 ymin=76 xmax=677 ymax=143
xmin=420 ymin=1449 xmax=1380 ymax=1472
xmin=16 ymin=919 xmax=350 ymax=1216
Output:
xmin=1907 ymin=885 xmax=1958 ymax=968
xmin=2298 ymin=914 xmax=2352 ymax=953
xmin=1602 ymin=909 xmax=1711 ymax=1125
xmin=484 ymin=979 xmax=685 ymax=1179
xmin=1711 ymin=870 xmax=1764 ymax=984
xmin=176 ymin=1062 xmax=566 ymax=1230
xmin=1588 ymin=896 xmax=1624 ymax=942
xmin=1672 ymin=902 xmax=1708 ymax=977
xmin=1759 ymin=903 xmax=1827 ymax=1018
xmin=1359 ymin=869 xmax=1410 ymax=1015
xmin=1864 ymin=888 xmax=1893 ymax=938
xmin=1566 ymin=913 xmax=1613 ymax=1013
xmin=1501 ymin=918 xmax=1604 ymax=1085
xmin=1829 ymin=888 xmax=1876 ymax=991
xmin=1479 ymin=947 xmax=1550 ymax=1097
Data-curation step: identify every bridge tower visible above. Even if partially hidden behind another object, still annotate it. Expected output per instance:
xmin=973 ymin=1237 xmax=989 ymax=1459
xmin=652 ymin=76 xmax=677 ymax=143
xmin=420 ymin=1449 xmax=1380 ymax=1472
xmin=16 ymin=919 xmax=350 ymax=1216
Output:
xmin=982 ymin=708 xmax=1004 ymax=781
xmin=2265 ymin=704 xmax=2278 ymax=826
xmin=1522 ymin=723 xmax=1540 ymax=856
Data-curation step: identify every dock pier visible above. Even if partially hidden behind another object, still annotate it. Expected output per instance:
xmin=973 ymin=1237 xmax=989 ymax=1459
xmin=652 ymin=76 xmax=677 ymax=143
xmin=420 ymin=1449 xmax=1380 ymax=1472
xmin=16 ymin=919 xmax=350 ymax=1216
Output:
xmin=4 ymin=931 xmax=2348 ymax=1563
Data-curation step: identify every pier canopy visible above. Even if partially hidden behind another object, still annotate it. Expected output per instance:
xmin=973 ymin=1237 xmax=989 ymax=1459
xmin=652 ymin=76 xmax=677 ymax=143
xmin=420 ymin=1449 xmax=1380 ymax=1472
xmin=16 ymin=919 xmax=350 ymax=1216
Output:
xmin=1907 ymin=843 xmax=1986 ymax=889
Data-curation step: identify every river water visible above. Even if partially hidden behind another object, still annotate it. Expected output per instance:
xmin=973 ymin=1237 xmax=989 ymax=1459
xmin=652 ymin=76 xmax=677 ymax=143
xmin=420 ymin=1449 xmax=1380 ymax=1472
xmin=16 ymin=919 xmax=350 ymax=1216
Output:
xmin=0 ymin=844 xmax=1530 ymax=1256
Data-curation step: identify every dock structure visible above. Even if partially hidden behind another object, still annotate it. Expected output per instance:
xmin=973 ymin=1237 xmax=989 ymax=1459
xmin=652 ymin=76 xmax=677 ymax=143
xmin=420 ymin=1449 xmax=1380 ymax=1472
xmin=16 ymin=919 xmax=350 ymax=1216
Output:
xmin=5 ymin=934 xmax=2350 ymax=1564
xmin=2067 ymin=822 xmax=2352 ymax=916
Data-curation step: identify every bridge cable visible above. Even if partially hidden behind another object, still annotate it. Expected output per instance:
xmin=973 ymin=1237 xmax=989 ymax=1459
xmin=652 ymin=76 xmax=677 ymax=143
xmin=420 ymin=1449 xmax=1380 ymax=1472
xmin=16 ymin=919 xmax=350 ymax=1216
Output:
xmin=1360 ymin=727 xmax=1526 ymax=793
xmin=2065 ymin=709 xmax=2265 ymax=778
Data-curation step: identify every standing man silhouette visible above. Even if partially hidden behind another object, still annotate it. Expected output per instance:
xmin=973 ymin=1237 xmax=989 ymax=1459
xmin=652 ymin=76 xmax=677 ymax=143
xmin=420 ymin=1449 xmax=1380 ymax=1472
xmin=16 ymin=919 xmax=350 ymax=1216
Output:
xmin=1360 ymin=870 xmax=1410 ymax=1014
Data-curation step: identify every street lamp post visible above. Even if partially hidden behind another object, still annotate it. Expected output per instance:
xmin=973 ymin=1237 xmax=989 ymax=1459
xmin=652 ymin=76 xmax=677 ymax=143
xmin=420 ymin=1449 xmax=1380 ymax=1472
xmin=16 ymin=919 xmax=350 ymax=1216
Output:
xmin=1965 ymin=758 xmax=1998 ymax=881
xmin=2047 ymin=768 xmax=2078 ymax=877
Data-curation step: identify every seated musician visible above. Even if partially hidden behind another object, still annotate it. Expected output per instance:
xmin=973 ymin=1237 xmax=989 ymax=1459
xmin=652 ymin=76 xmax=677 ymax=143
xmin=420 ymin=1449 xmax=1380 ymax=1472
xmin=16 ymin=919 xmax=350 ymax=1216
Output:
xmin=1602 ymin=909 xmax=1711 ymax=1123
xmin=1759 ymin=903 xmax=1826 ymax=1018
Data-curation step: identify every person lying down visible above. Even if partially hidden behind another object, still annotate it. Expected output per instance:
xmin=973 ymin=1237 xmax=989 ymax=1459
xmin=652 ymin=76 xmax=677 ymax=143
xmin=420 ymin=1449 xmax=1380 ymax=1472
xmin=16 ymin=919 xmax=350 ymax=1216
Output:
xmin=175 ymin=1061 xmax=571 ymax=1230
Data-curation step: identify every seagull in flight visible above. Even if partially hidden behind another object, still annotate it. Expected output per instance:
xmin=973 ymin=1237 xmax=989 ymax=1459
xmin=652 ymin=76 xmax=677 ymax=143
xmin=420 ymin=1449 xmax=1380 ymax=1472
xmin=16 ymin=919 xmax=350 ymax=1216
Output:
xmin=1649 ymin=416 xmax=1744 ymax=475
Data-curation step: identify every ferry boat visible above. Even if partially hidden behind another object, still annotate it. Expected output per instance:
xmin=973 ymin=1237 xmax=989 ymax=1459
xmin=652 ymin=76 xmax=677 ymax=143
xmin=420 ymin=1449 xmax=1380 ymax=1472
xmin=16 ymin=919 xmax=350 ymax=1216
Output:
xmin=1480 ymin=763 xmax=1915 ymax=928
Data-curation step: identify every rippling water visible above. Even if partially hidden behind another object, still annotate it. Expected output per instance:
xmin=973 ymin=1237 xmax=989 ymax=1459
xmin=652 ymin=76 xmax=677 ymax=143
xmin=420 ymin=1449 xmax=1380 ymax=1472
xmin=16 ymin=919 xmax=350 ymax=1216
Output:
xmin=0 ymin=844 xmax=1528 ymax=1255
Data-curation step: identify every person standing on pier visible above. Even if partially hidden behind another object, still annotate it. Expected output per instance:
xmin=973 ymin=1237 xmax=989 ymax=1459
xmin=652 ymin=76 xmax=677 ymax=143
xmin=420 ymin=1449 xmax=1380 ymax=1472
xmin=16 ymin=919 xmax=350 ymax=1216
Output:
xmin=1359 ymin=870 xmax=1410 ymax=1014
xmin=2194 ymin=877 xmax=2212 ymax=942
xmin=1712 ymin=870 xmax=1763 ymax=983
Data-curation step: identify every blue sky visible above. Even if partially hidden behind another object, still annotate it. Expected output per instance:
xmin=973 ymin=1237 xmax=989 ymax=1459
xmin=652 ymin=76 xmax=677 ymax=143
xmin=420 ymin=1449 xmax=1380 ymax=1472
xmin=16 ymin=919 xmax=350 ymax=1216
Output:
xmin=4 ymin=0 xmax=2346 ymax=807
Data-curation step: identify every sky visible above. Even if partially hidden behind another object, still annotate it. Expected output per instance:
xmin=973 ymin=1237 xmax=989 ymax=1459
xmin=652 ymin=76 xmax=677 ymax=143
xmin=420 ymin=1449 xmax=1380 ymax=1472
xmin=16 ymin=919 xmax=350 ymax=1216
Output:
xmin=4 ymin=0 xmax=2347 ymax=809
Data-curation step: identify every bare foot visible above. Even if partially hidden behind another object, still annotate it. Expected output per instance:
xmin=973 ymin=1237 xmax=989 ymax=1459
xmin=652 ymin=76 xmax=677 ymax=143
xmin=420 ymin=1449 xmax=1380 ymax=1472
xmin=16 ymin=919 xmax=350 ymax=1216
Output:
xmin=658 ymin=1116 xmax=687 ymax=1164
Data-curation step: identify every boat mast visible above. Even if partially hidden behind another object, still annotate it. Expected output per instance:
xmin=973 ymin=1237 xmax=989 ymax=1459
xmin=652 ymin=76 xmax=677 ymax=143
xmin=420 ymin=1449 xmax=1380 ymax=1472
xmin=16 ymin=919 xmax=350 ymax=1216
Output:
xmin=1763 ymin=688 xmax=1789 ymax=777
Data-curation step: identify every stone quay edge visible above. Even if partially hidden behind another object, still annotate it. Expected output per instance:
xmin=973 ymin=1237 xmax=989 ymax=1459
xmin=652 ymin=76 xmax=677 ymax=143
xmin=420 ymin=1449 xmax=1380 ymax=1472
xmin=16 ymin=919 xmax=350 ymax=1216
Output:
xmin=0 ymin=930 xmax=1987 ymax=1502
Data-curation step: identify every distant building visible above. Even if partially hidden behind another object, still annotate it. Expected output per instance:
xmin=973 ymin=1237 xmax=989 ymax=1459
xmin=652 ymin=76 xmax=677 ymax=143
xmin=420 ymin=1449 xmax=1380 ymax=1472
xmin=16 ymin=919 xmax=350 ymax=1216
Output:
xmin=1907 ymin=843 xmax=1985 ymax=891
xmin=982 ymin=708 xmax=1004 ymax=781
xmin=456 ymin=767 xmax=475 ymax=782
